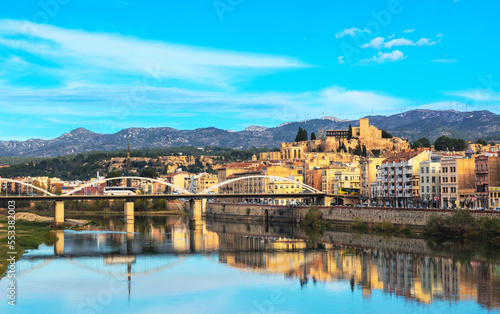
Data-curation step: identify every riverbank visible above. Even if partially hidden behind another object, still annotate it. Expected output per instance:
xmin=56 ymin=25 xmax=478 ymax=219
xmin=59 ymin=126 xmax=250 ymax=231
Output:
xmin=0 ymin=215 xmax=56 ymax=276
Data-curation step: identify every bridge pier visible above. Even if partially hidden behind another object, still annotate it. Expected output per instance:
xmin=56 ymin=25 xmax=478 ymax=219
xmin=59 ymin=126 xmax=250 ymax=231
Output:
xmin=55 ymin=201 xmax=65 ymax=223
xmin=189 ymin=199 xmax=203 ymax=228
xmin=124 ymin=201 xmax=134 ymax=221
xmin=189 ymin=228 xmax=203 ymax=253
xmin=54 ymin=230 xmax=65 ymax=256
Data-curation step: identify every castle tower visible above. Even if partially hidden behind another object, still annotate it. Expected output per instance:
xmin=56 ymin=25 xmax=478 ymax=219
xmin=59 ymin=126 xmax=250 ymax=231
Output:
xmin=359 ymin=118 xmax=370 ymax=139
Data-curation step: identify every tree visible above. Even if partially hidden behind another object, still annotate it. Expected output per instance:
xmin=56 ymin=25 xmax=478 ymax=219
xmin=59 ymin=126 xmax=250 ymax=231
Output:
xmin=411 ymin=138 xmax=431 ymax=149
xmin=140 ymin=167 xmax=158 ymax=178
xmin=475 ymin=139 xmax=488 ymax=146
xmin=310 ymin=132 xmax=316 ymax=140
xmin=381 ymin=130 xmax=393 ymax=139
xmin=352 ymin=141 xmax=364 ymax=156
xmin=434 ymin=136 xmax=467 ymax=151
xmin=54 ymin=185 xmax=62 ymax=195
xmin=106 ymin=170 xmax=122 ymax=186
xmin=347 ymin=125 xmax=353 ymax=140
xmin=491 ymin=141 xmax=497 ymax=146
xmin=337 ymin=141 xmax=347 ymax=153
xmin=294 ymin=127 xmax=307 ymax=142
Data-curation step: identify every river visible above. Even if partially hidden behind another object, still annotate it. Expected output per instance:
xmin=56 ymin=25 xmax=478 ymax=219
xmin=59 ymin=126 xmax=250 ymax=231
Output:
xmin=1 ymin=215 xmax=499 ymax=313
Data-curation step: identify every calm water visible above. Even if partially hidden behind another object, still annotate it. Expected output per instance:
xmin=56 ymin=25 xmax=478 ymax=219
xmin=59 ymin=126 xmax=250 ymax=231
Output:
xmin=2 ymin=215 xmax=500 ymax=313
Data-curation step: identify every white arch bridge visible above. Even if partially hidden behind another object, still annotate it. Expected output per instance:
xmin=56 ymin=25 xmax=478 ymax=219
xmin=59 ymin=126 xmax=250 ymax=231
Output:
xmin=0 ymin=176 xmax=358 ymax=223
xmin=0 ymin=175 xmax=323 ymax=198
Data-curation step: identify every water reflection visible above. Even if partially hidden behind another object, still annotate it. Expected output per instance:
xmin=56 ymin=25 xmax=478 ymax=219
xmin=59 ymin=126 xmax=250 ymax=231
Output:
xmin=3 ymin=215 xmax=500 ymax=312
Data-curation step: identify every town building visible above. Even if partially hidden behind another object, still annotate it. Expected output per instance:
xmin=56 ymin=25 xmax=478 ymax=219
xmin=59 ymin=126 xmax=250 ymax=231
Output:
xmin=359 ymin=157 xmax=384 ymax=203
xmin=475 ymin=156 xmax=500 ymax=209
xmin=377 ymin=149 xmax=430 ymax=207
xmin=419 ymin=156 xmax=442 ymax=208
xmin=440 ymin=157 xmax=476 ymax=209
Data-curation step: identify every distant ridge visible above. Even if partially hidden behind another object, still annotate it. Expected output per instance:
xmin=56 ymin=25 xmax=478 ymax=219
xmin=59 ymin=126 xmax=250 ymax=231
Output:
xmin=1 ymin=109 xmax=499 ymax=157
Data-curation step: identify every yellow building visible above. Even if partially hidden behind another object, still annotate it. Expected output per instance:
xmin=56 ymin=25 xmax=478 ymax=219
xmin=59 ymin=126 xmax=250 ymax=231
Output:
xmin=189 ymin=173 xmax=219 ymax=193
xmin=440 ymin=157 xmax=476 ymax=209
xmin=163 ymin=172 xmax=190 ymax=193
xmin=321 ymin=164 xmax=360 ymax=194
xmin=360 ymin=157 xmax=384 ymax=200
xmin=489 ymin=186 xmax=500 ymax=208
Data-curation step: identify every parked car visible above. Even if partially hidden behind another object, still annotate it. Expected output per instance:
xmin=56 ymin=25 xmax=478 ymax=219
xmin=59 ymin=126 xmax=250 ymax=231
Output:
xmin=494 ymin=207 xmax=500 ymax=211
xmin=477 ymin=207 xmax=485 ymax=211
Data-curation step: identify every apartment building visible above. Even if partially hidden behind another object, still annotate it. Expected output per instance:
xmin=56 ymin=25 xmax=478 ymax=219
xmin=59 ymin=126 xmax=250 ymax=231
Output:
xmin=377 ymin=149 xmax=430 ymax=207
xmin=475 ymin=156 xmax=500 ymax=209
xmin=359 ymin=157 xmax=384 ymax=201
xmin=440 ymin=157 xmax=475 ymax=209
xmin=419 ymin=157 xmax=442 ymax=208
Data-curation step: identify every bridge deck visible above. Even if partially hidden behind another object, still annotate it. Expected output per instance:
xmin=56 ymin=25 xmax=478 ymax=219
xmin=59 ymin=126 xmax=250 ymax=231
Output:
xmin=0 ymin=192 xmax=327 ymax=201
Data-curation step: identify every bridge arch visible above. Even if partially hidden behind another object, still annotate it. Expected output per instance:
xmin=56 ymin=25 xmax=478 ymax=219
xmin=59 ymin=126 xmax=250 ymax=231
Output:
xmin=63 ymin=176 xmax=191 ymax=196
xmin=199 ymin=175 xmax=321 ymax=194
xmin=0 ymin=178 xmax=56 ymax=196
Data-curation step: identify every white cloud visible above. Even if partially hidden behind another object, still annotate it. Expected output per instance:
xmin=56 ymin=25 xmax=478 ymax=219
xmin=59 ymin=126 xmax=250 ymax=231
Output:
xmin=414 ymin=38 xmax=439 ymax=47
xmin=0 ymin=19 xmax=307 ymax=88
xmin=447 ymin=89 xmax=500 ymax=102
xmin=318 ymin=86 xmax=405 ymax=111
xmin=384 ymin=37 xmax=441 ymax=49
xmin=337 ymin=56 xmax=345 ymax=64
xmin=335 ymin=28 xmax=371 ymax=39
xmin=383 ymin=38 xmax=415 ymax=49
xmin=361 ymin=36 xmax=440 ymax=50
xmin=0 ymin=85 xmax=407 ymax=130
xmin=359 ymin=50 xmax=406 ymax=64
xmin=403 ymin=29 xmax=415 ymax=33
xmin=361 ymin=37 xmax=385 ymax=49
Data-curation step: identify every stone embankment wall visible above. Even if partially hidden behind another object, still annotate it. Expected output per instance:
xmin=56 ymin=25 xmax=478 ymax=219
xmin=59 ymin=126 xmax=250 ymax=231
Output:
xmin=206 ymin=203 xmax=500 ymax=226
xmin=166 ymin=201 xmax=188 ymax=212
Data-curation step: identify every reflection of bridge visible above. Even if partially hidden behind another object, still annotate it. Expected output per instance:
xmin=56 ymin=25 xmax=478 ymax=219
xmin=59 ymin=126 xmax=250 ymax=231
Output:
xmin=15 ymin=218 xmax=500 ymax=310
xmin=1 ymin=175 xmax=358 ymax=225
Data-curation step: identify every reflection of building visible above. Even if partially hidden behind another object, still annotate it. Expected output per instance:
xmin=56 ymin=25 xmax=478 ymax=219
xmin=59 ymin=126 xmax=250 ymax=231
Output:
xmin=217 ymin=236 xmax=500 ymax=309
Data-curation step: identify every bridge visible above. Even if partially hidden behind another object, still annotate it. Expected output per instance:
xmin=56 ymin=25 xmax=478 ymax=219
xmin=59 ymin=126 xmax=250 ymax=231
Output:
xmin=1 ymin=175 xmax=358 ymax=227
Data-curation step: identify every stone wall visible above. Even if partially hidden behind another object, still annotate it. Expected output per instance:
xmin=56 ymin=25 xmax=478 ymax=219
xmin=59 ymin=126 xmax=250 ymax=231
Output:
xmin=206 ymin=203 xmax=307 ymax=223
xmin=166 ymin=200 xmax=188 ymax=212
xmin=206 ymin=202 xmax=500 ymax=226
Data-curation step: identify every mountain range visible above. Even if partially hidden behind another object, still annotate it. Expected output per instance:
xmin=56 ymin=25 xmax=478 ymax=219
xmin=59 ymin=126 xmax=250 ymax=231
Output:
xmin=1 ymin=109 xmax=500 ymax=157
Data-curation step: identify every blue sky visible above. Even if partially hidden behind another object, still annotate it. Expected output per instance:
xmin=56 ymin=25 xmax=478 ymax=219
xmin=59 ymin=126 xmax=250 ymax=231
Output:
xmin=0 ymin=0 xmax=499 ymax=140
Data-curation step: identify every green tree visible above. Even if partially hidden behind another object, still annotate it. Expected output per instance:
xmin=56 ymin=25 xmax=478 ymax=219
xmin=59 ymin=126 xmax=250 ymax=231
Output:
xmin=475 ymin=139 xmax=488 ymax=146
xmin=106 ymin=170 xmax=122 ymax=186
xmin=381 ymin=130 xmax=393 ymax=139
xmin=54 ymin=185 xmax=62 ymax=195
xmin=311 ymin=132 xmax=316 ymax=140
xmin=294 ymin=127 xmax=308 ymax=142
xmin=347 ymin=125 xmax=353 ymax=140
xmin=140 ymin=167 xmax=158 ymax=178
xmin=434 ymin=136 xmax=467 ymax=151
xmin=412 ymin=138 xmax=431 ymax=149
